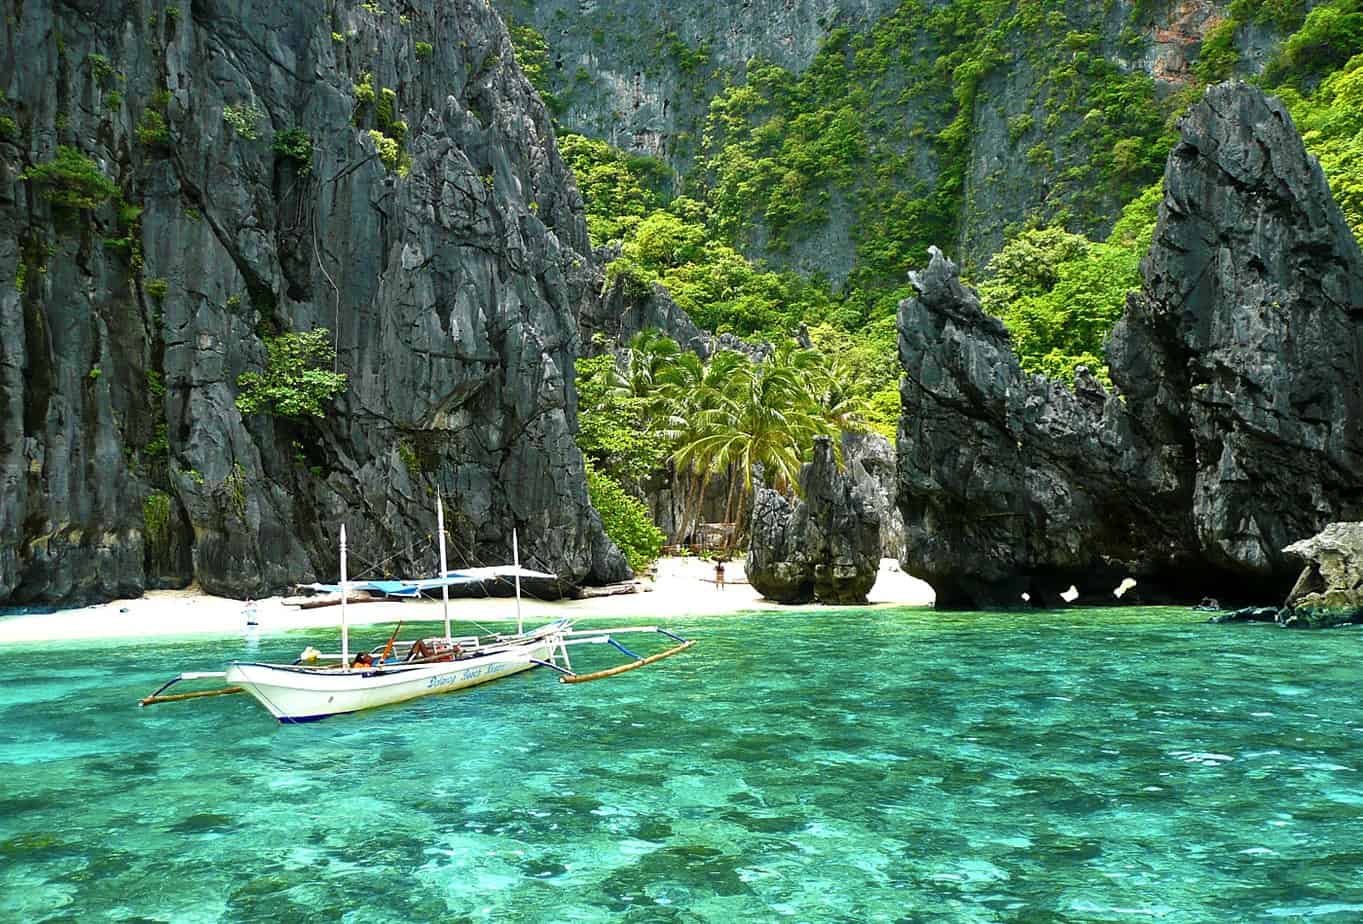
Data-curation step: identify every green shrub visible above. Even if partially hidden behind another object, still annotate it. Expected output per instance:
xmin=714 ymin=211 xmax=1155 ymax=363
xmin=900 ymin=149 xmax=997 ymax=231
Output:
xmin=1195 ymin=18 xmax=1241 ymax=82
xmin=235 ymin=328 xmax=348 ymax=418
xmin=136 ymin=108 xmax=169 ymax=146
xmin=87 ymin=53 xmax=114 ymax=83
xmin=21 ymin=146 xmax=118 ymax=209
xmin=145 ymin=277 xmax=168 ymax=299
xmin=586 ymin=463 xmax=665 ymax=573
xmin=353 ymin=72 xmax=375 ymax=106
xmin=1007 ymin=113 xmax=1035 ymax=143
xmin=397 ymin=440 xmax=421 ymax=475
xmin=0 ymin=115 xmax=16 ymax=139
xmin=415 ymin=41 xmax=433 ymax=60
xmin=145 ymin=423 xmax=168 ymax=458
xmin=377 ymin=87 xmax=397 ymax=130
xmin=223 ymin=103 xmax=263 ymax=140
xmin=271 ymin=128 xmax=313 ymax=172
xmin=367 ymin=129 xmax=401 ymax=172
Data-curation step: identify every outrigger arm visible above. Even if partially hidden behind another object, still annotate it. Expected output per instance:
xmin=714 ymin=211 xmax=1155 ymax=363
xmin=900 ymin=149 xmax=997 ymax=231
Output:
xmin=139 ymin=672 xmax=242 ymax=706
xmin=533 ymin=626 xmax=696 ymax=684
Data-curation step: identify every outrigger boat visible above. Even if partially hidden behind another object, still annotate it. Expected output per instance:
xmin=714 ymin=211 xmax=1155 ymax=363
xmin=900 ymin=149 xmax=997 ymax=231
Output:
xmin=140 ymin=501 xmax=695 ymax=723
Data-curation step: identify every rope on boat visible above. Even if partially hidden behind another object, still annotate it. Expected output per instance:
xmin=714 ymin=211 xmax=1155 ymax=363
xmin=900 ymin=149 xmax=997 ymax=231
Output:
xmin=559 ymin=640 xmax=696 ymax=684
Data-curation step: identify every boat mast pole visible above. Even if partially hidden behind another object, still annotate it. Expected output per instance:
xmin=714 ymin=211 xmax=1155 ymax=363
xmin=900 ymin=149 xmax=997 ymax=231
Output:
xmin=513 ymin=527 xmax=523 ymax=636
xmin=340 ymin=524 xmax=350 ymax=671
xmin=438 ymin=496 xmax=451 ymax=641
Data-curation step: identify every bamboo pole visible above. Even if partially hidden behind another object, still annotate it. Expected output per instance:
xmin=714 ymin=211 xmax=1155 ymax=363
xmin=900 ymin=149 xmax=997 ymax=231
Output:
xmin=559 ymin=640 xmax=695 ymax=684
xmin=140 ymin=686 xmax=244 ymax=706
xmin=438 ymin=496 xmax=451 ymax=641
xmin=340 ymin=524 xmax=350 ymax=670
xmin=513 ymin=528 xmax=523 ymax=636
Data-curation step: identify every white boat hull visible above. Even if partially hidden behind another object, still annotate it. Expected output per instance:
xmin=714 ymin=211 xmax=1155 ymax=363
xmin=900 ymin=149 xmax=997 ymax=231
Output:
xmin=224 ymin=638 xmax=553 ymax=723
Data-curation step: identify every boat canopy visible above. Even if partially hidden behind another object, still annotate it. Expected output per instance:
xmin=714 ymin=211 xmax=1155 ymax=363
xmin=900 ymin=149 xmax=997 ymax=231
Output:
xmin=300 ymin=565 xmax=560 ymax=598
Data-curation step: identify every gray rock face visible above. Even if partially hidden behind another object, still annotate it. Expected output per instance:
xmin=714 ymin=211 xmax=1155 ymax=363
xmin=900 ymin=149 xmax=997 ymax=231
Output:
xmin=1278 ymin=522 xmax=1363 ymax=628
xmin=896 ymin=248 xmax=1184 ymax=608
xmin=584 ymin=274 xmax=715 ymax=360
xmin=1114 ymin=83 xmax=1363 ymax=587
xmin=493 ymin=0 xmax=1279 ymax=279
xmin=748 ymin=436 xmax=879 ymax=604
xmin=842 ymin=431 xmax=904 ymax=560
xmin=896 ymin=83 xmax=1363 ymax=609
xmin=0 ymin=0 xmax=628 ymax=606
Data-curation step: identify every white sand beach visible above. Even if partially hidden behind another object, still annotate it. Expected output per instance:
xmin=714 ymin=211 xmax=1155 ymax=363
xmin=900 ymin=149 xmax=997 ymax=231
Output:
xmin=0 ymin=558 xmax=935 ymax=645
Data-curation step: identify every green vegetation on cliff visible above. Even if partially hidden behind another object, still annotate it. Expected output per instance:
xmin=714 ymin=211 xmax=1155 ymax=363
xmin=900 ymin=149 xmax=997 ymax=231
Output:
xmin=513 ymin=0 xmax=1362 ymax=397
xmin=585 ymin=464 xmax=665 ymax=572
xmin=235 ymin=329 xmax=348 ymax=419
xmin=21 ymin=146 xmax=118 ymax=210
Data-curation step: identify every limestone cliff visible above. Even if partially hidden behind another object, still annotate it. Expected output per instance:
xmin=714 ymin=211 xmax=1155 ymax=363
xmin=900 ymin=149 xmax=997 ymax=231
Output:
xmin=0 ymin=0 xmax=628 ymax=605
xmin=492 ymin=0 xmax=1261 ymax=277
xmin=896 ymin=83 xmax=1363 ymax=609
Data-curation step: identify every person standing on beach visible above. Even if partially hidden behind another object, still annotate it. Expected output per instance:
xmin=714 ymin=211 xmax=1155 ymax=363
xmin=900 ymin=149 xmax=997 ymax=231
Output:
xmin=714 ymin=559 xmax=726 ymax=591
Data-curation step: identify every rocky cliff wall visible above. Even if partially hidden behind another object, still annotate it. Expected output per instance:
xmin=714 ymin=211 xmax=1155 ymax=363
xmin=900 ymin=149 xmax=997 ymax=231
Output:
xmin=0 ymin=0 xmax=628 ymax=605
xmin=897 ymin=82 xmax=1363 ymax=609
xmin=492 ymin=0 xmax=901 ymax=162
xmin=492 ymin=0 xmax=1269 ymax=277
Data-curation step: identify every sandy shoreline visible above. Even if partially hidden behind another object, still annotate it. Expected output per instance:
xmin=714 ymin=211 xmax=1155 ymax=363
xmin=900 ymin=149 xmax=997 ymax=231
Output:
xmin=0 ymin=557 xmax=934 ymax=645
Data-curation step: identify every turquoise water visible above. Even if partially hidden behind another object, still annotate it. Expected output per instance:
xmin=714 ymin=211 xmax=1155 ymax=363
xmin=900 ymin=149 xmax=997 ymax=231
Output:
xmin=2 ymin=608 xmax=1362 ymax=922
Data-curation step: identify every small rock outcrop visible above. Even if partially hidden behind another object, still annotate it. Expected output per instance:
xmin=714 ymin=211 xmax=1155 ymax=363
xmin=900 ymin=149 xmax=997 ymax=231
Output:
xmin=585 ymin=275 xmax=714 ymax=359
xmin=748 ymin=437 xmax=880 ymax=604
xmin=897 ymin=82 xmax=1363 ymax=609
xmin=1278 ymin=522 xmax=1363 ymax=628
xmin=842 ymin=431 xmax=905 ymax=560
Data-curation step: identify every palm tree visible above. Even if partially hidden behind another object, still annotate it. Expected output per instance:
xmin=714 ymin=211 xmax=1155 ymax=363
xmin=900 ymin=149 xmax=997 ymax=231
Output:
xmin=810 ymin=355 xmax=873 ymax=439
xmin=672 ymin=341 xmax=835 ymax=545
xmin=619 ymin=329 xmax=682 ymax=407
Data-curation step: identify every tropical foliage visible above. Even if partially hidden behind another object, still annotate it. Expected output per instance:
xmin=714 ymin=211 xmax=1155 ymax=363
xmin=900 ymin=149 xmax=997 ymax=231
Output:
xmin=585 ymin=463 xmax=666 ymax=573
xmin=236 ymin=329 xmax=347 ymax=419
xmin=577 ymin=331 xmax=870 ymax=548
xmin=977 ymin=224 xmax=1144 ymax=382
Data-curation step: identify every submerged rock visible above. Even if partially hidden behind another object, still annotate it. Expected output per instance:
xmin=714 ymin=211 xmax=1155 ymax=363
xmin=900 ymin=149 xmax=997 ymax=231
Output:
xmin=748 ymin=437 xmax=880 ymax=605
xmin=896 ymin=82 xmax=1363 ymax=609
xmin=1277 ymin=522 xmax=1363 ymax=628
xmin=1207 ymin=607 xmax=1280 ymax=624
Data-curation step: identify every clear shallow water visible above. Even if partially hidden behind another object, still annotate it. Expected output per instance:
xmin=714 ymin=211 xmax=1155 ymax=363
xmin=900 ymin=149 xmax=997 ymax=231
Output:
xmin=2 ymin=608 xmax=1362 ymax=923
